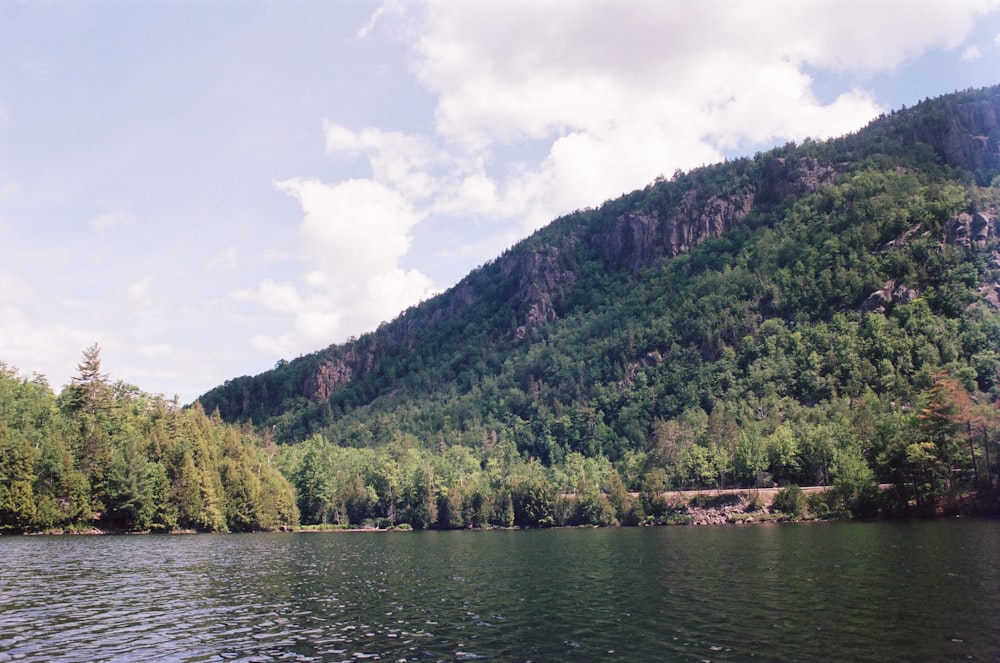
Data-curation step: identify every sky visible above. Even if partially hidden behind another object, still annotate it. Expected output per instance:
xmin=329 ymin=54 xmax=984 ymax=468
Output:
xmin=2 ymin=0 xmax=1000 ymax=403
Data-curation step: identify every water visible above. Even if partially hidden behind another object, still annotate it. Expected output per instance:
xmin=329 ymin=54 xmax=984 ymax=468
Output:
xmin=1 ymin=520 xmax=998 ymax=662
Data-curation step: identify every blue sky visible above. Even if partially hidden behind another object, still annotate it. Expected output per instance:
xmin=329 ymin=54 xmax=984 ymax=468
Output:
xmin=2 ymin=0 xmax=1000 ymax=403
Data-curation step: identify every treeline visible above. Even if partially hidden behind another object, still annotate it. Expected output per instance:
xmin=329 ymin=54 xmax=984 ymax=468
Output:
xmin=0 ymin=345 xmax=297 ymax=533
xmin=3 ymin=347 xmax=1000 ymax=532
xmin=276 ymin=370 xmax=1000 ymax=529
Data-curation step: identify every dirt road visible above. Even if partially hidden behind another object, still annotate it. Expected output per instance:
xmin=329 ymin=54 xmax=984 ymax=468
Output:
xmin=647 ymin=485 xmax=833 ymax=507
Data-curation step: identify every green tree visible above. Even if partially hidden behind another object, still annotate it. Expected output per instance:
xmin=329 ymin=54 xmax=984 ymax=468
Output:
xmin=104 ymin=437 xmax=156 ymax=531
xmin=829 ymin=444 xmax=878 ymax=517
xmin=61 ymin=344 xmax=114 ymax=510
xmin=0 ymin=422 xmax=39 ymax=531
xmin=734 ymin=429 xmax=768 ymax=486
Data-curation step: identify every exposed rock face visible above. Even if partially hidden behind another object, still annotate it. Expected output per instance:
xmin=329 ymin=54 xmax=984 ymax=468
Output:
xmin=758 ymin=156 xmax=838 ymax=201
xmin=941 ymin=97 xmax=1000 ymax=172
xmin=980 ymin=263 xmax=1000 ymax=309
xmin=305 ymin=344 xmax=377 ymax=402
xmin=594 ymin=192 xmax=753 ymax=275
xmin=862 ymin=280 xmax=920 ymax=314
xmin=883 ymin=224 xmax=926 ymax=250
xmin=959 ymin=209 xmax=1000 ymax=309
xmin=593 ymin=157 xmax=835 ymax=275
xmin=895 ymin=92 xmax=1000 ymax=173
xmin=944 ymin=209 xmax=999 ymax=248
xmin=501 ymin=243 xmax=578 ymax=338
xmin=307 ymin=356 xmax=354 ymax=402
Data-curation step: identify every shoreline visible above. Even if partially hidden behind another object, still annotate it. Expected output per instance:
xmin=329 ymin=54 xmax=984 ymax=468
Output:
xmin=9 ymin=485 xmax=997 ymax=536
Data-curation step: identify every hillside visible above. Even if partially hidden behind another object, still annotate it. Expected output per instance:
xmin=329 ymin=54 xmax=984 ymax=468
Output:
xmin=190 ymin=86 xmax=1000 ymax=525
xmin=8 ymin=87 xmax=1000 ymax=534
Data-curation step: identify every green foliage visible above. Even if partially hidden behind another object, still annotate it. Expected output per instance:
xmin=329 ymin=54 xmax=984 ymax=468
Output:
xmin=772 ymin=485 xmax=809 ymax=518
xmin=829 ymin=444 xmax=879 ymax=517
xmin=0 ymin=353 xmax=299 ymax=533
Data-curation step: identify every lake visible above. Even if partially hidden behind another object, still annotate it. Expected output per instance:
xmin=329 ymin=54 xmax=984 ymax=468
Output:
xmin=1 ymin=520 xmax=998 ymax=662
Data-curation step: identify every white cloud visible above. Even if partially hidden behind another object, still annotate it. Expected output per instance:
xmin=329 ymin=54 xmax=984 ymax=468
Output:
xmin=356 ymin=2 xmax=390 ymax=40
xmin=239 ymin=176 xmax=435 ymax=357
xmin=280 ymin=177 xmax=426 ymax=282
xmin=365 ymin=0 xmax=1000 ymax=240
xmin=408 ymin=1 xmax=991 ymax=148
xmin=325 ymin=122 xmax=442 ymax=201
xmin=962 ymin=45 xmax=984 ymax=62
xmin=240 ymin=0 xmax=1000 ymax=360
xmin=361 ymin=2 xmax=902 ymax=240
xmin=234 ymin=279 xmax=305 ymax=315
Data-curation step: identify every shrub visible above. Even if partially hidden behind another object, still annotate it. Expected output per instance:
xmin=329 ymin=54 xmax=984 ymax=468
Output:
xmin=772 ymin=485 xmax=808 ymax=517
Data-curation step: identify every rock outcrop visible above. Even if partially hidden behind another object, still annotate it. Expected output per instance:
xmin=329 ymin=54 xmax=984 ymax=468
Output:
xmin=866 ymin=207 xmax=999 ymax=314
xmin=501 ymin=242 xmax=578 ymax=338
xmin=595 ymin=191 xmax=754 ymax=275
xmin=893 ymin=91 xmax=1000 ymax=173
xmin=861 ymin=280 xmax=920 ymax=314
xmin=944 ymin=209 xmax=999 ymax=248
xmin=939 ymin=96 xmax=1000 ymax=173
xmin=593 ymin=157 xmax=836 ymax=275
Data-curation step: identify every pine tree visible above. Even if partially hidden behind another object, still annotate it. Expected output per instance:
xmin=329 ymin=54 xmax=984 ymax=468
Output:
xmin=61 ymin=344 xmax=114 ymax=512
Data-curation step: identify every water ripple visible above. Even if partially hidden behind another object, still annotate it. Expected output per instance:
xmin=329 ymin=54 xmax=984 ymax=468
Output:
xmin=1 ymin=523 xmax=999 ymax=661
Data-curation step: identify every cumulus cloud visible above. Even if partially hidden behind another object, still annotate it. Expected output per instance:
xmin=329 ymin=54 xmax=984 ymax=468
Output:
xmin=245 ymin=0 xmax=1000 ymax=359
xmin=232 ymin=279 xmax=306 ymax=315
xmin=400 ymin=0 xmax=1000 ymax=226
xmin=372 ymin=3 xmax=895 ymax=240
xmin=241 ymin=176 xmax=435 ymax=356
xmin=324 ymin=123 xmax=441 ymax=202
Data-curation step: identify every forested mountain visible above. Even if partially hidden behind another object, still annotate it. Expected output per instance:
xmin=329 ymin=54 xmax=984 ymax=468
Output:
xmin=197 ymin=85 xmax=1000 ymax=525
xmin=5 ymin=86 xmax=1000 ymax=533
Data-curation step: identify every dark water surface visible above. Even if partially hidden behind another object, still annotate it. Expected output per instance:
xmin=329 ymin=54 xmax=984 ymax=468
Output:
xmin=2 ymin=520 xmax=998 ymax=662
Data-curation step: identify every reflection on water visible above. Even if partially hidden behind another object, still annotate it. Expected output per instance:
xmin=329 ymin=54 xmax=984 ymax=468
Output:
xmin=1 ymin=520 xmax=998 ymax=661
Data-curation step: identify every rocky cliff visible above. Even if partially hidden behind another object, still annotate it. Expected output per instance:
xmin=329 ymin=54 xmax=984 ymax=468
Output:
xmin=197 ymin=85 xmax=1000 ymax=427
xmin=890 ymin=89 xmax=1000 ymax=173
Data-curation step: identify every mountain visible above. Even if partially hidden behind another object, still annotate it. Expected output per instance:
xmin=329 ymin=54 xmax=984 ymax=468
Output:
xmin=11 ymin=88 xmax=1000 ymax=535
xmin=196 ymin=85 xmax=1000 ymax=522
